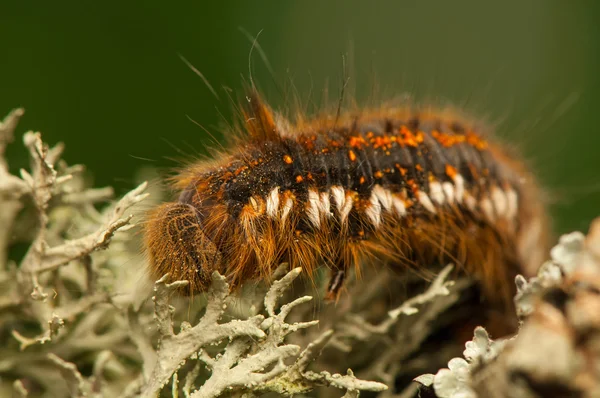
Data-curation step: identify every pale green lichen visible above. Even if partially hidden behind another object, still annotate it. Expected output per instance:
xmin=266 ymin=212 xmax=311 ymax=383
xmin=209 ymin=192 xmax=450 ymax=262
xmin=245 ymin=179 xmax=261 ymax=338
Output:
xmin=416 ymin=227 xmax=600 ymax=398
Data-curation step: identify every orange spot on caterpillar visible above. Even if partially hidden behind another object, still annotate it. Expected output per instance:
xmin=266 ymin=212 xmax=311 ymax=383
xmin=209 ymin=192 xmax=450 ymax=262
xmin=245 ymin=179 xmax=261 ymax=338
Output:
xmin=432 ymin=130 xmax=466 ymax=147
xmin=406 ymin=179 xmax=419 ymax=194
xmin=349 ymin=136 xmax=366 ymax=148
xmin=466 ymin=131 xmax=488 ymax=150
xmin=371 ymin=134 xmax=393 ymax=149
xmin=295 ymin=175 xmax=304 ymax=183
xmin=395 ymin=164 xmax=408 ymax=176
xmin=398 ymin=125 xmax=424 ymax=147
xmin=348 ymin=149 xmax=357 ymax=162
xmin=446 ymin=164 xmax=458 ymax=178
xmin=283 ymin=155 xmax=293 ymax=164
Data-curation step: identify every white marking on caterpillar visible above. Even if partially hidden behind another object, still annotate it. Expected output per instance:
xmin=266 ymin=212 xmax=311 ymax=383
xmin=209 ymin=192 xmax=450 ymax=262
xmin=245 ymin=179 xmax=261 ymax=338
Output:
xmin=442 ymin=182 xmax=455 ymax=204
xmin=320 ymin=191 xmax=331 ymax=216
xmin=266 ymin=187 xmax=280 ymax=217
xmin=307 ymin=190 xmax=322 ymax=227
xmin=281 ymin=196 xmax=294 ymax=221
xmin=249 ymin=196 xmax=260 ymax=213
xmin=506 ymin=188 xmax=518 ymax=219
xmin=464 ymin=194 xmax=477 ymax=212
xmin=453 ymin=174 xmax=465 ymax=203
xmin=373 ymin=185 xmax=393 ymax=212
xmin=392 ymin=195 xmax=407 ymax=216
xmin=340 ymin=195 xmax=353 ymax=223
xmin=365 ymin=192 xmax=382 ymax=227
xmin=480 ymin=197 xmax=495 ymax=221
xmin=332 ymin=186 xmax=353 ymax=223
xmin=491 ymin=186 xmax=507 ymax=217
xmin=331 ymin=186 xmax=345 ymax=211
xmin=417 ymin=191 xmax=437 ymax=214
xmin=429 ymin=181 xmax=445 ymax=205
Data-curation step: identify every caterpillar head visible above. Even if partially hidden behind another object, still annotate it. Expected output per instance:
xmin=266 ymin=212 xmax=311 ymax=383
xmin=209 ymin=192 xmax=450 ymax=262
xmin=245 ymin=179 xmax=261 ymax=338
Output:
xmin=144 ymin=202 xmax=223 ymax=293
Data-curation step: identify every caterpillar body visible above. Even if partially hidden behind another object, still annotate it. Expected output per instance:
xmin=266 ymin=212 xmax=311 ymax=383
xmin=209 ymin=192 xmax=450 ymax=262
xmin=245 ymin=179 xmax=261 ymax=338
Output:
xmin=144 ymin=93 xmax=548 ymax=304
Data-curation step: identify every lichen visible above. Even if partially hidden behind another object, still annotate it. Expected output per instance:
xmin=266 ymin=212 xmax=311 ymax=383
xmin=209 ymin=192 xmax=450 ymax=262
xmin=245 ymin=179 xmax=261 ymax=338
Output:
xmin=415 ymin=225 xmax=600 ymax=398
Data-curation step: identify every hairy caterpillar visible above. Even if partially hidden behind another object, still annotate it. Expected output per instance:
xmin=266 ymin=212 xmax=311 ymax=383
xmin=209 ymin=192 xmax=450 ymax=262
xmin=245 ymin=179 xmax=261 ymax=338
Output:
xmin=143 ymin=91 xmax=548 ymax=305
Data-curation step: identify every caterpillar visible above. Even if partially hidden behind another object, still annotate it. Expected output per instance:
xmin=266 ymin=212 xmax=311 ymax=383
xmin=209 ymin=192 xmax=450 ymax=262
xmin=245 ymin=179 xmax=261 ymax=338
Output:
xmin=143 ymin=92 xmax=548 ymax=305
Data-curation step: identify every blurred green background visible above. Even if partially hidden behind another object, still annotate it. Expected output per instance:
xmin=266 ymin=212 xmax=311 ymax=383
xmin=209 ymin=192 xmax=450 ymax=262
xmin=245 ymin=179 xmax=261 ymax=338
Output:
xmin=1 ymin=0 xmax=599 ymax=235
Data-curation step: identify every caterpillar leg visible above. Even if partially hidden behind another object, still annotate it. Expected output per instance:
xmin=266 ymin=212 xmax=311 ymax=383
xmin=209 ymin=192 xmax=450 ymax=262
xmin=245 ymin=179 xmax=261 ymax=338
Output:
xmin=325 ymin=254 xmax=348 ymax=302
xmin=325 ymin=269 xmax=346 ymax=302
